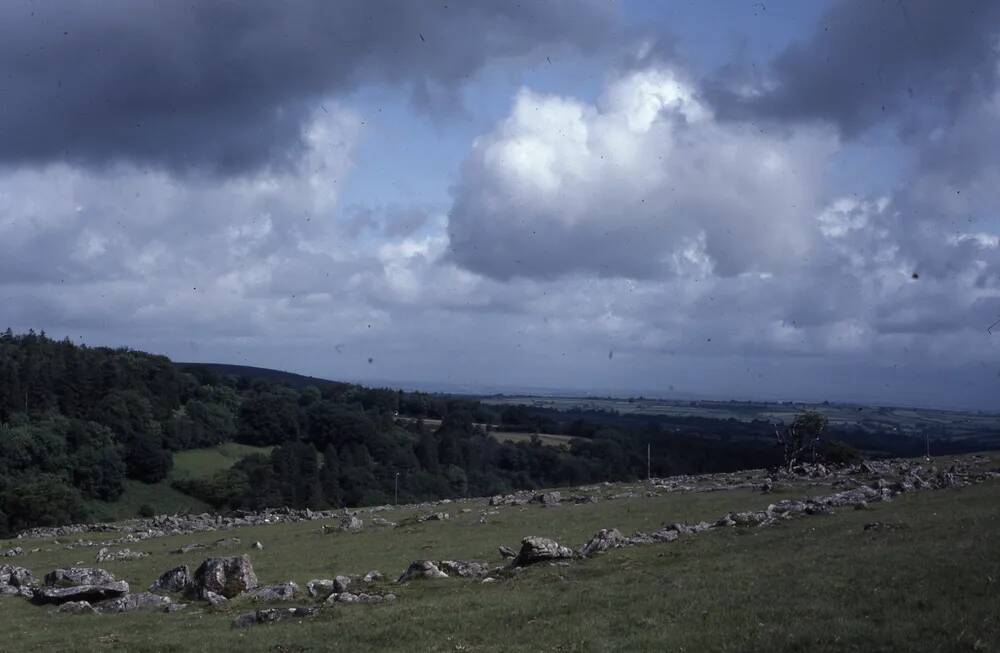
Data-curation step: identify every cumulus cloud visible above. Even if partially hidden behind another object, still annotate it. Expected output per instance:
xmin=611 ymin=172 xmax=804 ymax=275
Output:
xmin=447 ymin=67 xmax=835 ymax=280
xmin=0 ymin=0 xmax=614 ymax=174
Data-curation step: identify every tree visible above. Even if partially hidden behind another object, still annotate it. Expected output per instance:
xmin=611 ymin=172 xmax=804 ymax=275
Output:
xmin=774 ymin=411 xmax=828 ymax=469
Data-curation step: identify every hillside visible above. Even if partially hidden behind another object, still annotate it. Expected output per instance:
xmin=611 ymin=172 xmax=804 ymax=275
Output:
xmin=0 ymin=454 xmax=997 ymax=651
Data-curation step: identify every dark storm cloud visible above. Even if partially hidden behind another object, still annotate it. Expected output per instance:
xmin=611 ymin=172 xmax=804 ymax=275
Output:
xmin=0 ymin=0 xmax=613 ymax=174
xmin=708 ymin=0 xmax=1000 ymax=137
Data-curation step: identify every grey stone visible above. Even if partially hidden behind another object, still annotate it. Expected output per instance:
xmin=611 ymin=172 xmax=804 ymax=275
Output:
xmin=58 ymin=600 xmax=97 ymax=615
xmin=437 ymin=560 xmax=490 ymax=578
xmin=578 ymin=528 xmax=626 ymax=557
xmin=250 ymin=581 xmax=300 ymax=602
xmin=149 ymin=565 xmax=191 ymax=593
xmin=190 ymin=555 xmax=258 ymax=599
xmin=306 ymin=579 xmax=336 ymax=599
xmin=95 ymin=592 xmax=173 ymax=613
xmin=397 ymin=560 xmax=448 ymax=583
xmin=512 ymin=536 xmax=574 ymax=566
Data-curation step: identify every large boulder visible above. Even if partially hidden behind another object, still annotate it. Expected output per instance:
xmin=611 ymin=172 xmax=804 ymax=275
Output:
xmin=340 ymin=514 xmax=363 ymax=532
xmin=33 ymin=567 xmax=129 ymax=604
xmin=149 ymin=565 xmax=192 ymax=594
xmin=396 ymin=560 xmax=448 ymax=583
xmin=306 ymin=579 xmax=336 ymax=599
xmin=45 ymin=567 xmax=116 ymax=587
xmin=95 ymin=592 xmax=173 ymax=614
xmin=578 ymin=528 xmax=626 ymax=557
xmin=0 ymin=564 xmax=36 ymax=592
xmin=190 ymin=555 xmax=258 ymax=599
xmin=512 ymin=536 xmax=574 ymax=566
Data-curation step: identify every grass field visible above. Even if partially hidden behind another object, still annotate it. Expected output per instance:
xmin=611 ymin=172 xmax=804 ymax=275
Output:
xmin=86 ymin=443 xmax=272 ymax=521
xmin=4 ymin=454 xmax=999 ymax=651
xmin=169 ymin=443 xmax=274 ymax=482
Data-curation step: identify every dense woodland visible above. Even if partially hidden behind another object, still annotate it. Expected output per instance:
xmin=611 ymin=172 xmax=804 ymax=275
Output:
xmin=0 ymin=330 xmax=980 ymax=537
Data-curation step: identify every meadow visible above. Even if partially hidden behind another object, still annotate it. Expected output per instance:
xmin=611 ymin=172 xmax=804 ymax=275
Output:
xmin=2 ymin=454 xmax=998 ymax=652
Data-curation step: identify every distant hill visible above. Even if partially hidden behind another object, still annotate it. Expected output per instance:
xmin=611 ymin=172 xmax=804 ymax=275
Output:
xmin=174 ymin=362 xmax=349 ymax=390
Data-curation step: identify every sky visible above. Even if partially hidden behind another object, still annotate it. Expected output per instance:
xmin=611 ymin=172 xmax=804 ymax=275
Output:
xmin=2 ymin=0 xmax=1000 ymax=409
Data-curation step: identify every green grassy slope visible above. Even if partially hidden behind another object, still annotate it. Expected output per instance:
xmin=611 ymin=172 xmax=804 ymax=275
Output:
xmin=85 ymin=480 xmax=211 ymax=522
xmin=169 ymin=442 xmax=274 ymax=482
xmin=3 ymin=455 xmax=998 ymax=651
xmin=86 ymin=443 xmax=272 ymax=521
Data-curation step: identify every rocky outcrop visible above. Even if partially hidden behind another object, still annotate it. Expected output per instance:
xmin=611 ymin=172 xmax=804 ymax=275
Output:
xmin=512 ymin=536 xmax=575 ymax=566
xmin=306 ymin=579 xmax=336 ymax=599
xmin=578 ymin=528 xmax=626 ymax=557
xmin=96 ymin=547 xmax=148 ymax=563
xmin=33 ymin=567 xmax=129 ymax=604
xmin=149 ymin=565 xmax=192 ymax=594
xmin=437 ymin=560 xmax=490 ymax=578
xmin=95 ymin=592 xmax=174 ymax=613
xmin=58 ymin=600 xmax=98 ymax=614
xmin=396 ymin=560 xmax=448 ymax=583
xmin=249 ymin=581 xmax=299 ymax=602
xmin=190 ymin=555 xmax=258 ymax=599
xmin=1 ymin=564 xmax=36 ymax=598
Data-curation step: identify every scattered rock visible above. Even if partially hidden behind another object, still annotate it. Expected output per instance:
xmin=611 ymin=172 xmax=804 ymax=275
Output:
xmin=0 ymin=564 xmax=36 ymax=591
xmin=190 ymin=555 xmax=258 ymax=599
xmin=418 ymin=512 xmax=449 ymax=523
xmin=2 ymin=547 xmax=24 ymax=557
xmin=498 ymin=545 xmax=516 ymax=559
xmin=397 ymin=560 xmax=448 ymax=583
xmin=512 ymin=536 xmax=574 ymax=566
xmin=306 ymin=579 xmax=336 ymax=599
xmin=149 ymin=565 xmax=191 ymax=594
xmin=251 ymin=541 xmax=263 ymax=550
xmin=578 ymin=528 xmax=626 ymax=557
xmin=95 ymin=592 xmax=173 ymax=613
xmin=231 ymin=606 xmax=319 ymax=629
xmin=340 ymin=514 xmax=364 ymax=532
xmin=371 ymin=517 xmax=397 ymax=528
xmin=363 ymin=570 xmax=383 ymax=583
xmin=437 ymin=560 xmax=490 ymax=578
xmin=533 ymin=491 xmax=562 ymax=506
xmin=96 ymin=547 xmax=148 ymax=563
xmin=58 ymin=600 xmax=97 ymax=615
xmin=334 ymin=575 xmax=351 ymax=593
xmin=204 ymin=590 xmax=228 ymax=606
xmin=249 ymin=581 xmax=300 ymax=602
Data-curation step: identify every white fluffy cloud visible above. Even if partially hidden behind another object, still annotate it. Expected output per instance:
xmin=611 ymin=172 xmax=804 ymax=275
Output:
xmin=448 ymin=68 xmax=836 ymax=280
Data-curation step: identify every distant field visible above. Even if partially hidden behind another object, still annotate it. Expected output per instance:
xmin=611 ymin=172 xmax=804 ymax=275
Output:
xmin=170 ymin=442 xmax=274 ymax=482
xmin=489 ymin=431 xmax=574 ymax=447
xmin=395 ymin=417 xmax=571 ymax=448
xmin=481 ymin=395 xmax=1000 ymax=440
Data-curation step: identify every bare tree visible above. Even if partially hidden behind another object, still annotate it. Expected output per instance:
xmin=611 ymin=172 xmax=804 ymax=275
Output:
xmin=774 ymin=411 xmax=829 ymax=470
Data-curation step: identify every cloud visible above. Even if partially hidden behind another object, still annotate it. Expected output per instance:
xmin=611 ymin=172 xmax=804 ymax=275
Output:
xmin=447 ymin=67 xmax=836 ymax=280
xmin=708 ymin=0 xmax=1000 ymax=138
xmin=0 ymin=0 xmax=615 ymax=174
